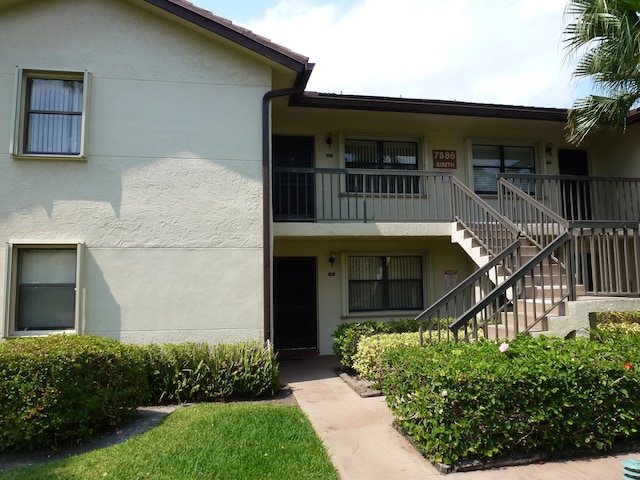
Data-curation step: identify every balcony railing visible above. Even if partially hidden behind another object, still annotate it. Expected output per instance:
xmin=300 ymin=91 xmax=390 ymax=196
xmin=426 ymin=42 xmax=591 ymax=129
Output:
xmin=273 ymin=167 xmax=454 ymax=222
xmin=498 ymin=174 xmax=640 ymax=222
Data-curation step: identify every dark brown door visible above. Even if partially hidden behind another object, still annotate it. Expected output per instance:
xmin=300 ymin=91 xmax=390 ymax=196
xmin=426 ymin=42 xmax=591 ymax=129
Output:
xmin=558 ymin=149 xmax=591 ymax=220
xmin=273 ymin=257 xmax=318 ymax=353
xmin=272 ymin=135 xmax=315 ymax=221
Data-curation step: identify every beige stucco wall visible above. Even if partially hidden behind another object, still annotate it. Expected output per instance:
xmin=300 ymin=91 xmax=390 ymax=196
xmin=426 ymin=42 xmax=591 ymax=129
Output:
xmin=589 ymin=124 xmax=640 ymax=177
xmin=272 ymin=100 xmax=602 ymax=189
xmin=274 ymin=236 xmax=474 ymax=355
xmin=0 ymin=0 xmax=270 ymax=342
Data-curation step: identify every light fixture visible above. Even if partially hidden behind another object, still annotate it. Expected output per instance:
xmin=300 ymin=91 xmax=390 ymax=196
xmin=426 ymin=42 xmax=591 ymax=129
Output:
xmin=326 ymin=133 xmax=333 ymax=146
xmin=545 ymin=143 xmax=553 ymax=154
xmin=329 ymin=252 xmax=336 ymax=267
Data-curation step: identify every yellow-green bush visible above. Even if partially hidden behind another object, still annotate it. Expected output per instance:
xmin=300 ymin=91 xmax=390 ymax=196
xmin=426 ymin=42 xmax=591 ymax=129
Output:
xmin=331 ymin=319 xmax=419 ymax=369
xmin=598 ymin=322 xmax=640 ymax=335
xmin=352 ymin=332 xmax=420 ymax=382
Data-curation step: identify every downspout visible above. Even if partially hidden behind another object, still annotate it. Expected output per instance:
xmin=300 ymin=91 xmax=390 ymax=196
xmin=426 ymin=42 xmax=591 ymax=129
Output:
xmin=262 ymin=65 xmax=313 ymax=343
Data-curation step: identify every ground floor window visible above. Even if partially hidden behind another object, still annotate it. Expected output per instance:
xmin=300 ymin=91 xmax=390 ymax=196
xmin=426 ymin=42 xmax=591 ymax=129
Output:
xmin=472 ymin=144 xmax=535 ymax=195
xmin=347 ymin=255 xmax=423 ymax=312
xmin=6 ymin=243 xmax=83 ymax=334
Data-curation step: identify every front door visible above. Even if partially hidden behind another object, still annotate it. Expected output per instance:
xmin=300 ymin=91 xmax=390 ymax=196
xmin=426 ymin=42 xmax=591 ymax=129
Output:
xmin=558 ymin=148 xmax=591 ymax=220
xmin=273 ymin=257 xmax=318 ymax=354
xmin=272 ymin=135 xmax=315 ymax=221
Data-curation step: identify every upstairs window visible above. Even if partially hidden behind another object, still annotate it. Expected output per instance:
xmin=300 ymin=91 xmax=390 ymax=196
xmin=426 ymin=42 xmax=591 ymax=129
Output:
xmin=12 ymin=69 xmax=90 ymax=158
xmin=472 ymin=144 xmax=534 ymax=195
xmin=345 ymin=139 xmax=419 ymax=193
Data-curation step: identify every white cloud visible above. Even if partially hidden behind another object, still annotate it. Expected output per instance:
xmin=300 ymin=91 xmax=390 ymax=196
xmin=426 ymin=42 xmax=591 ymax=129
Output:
xmin=241 ymin=0 xmax=583 ymax=107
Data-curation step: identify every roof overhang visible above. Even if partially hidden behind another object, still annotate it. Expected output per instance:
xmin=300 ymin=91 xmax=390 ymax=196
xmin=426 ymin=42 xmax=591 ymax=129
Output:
xmin=292 ymin=92 xmax=569 ymax=122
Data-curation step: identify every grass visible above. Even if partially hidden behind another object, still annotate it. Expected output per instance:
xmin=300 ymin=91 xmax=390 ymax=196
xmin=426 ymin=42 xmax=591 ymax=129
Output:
xmin=0 ymin=403 xmax=338 ymax=480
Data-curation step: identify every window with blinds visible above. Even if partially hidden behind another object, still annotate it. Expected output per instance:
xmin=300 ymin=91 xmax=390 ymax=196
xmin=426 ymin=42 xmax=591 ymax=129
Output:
xmin=24 ymin=78 xmax=84 ymax=155
xmin=6 ymin=242 xmax=85 ymax=335
xmin=348 ymin=255 xmax=423 ymax=312
xmin=472 ymin=144 xmax=534 ymax=195
xmin=345 ymin=139 xmax=419 ymax=193
xmin=12 ymin=69 xmax=89 ymax=158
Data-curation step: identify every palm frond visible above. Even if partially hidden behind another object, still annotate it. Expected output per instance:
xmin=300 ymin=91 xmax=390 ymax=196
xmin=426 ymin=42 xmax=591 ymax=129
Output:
xmin=564 ymin=0 xmax=640 ymax=143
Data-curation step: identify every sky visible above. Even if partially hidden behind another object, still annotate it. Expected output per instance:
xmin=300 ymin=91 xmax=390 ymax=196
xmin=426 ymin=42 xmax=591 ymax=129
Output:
xmin=195 ymin=0 xmax=591 ymax=108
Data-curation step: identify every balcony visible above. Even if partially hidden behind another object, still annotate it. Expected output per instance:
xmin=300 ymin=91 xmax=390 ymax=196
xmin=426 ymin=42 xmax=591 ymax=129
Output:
xmin=272 ymin=167 xmax=454 ymax=223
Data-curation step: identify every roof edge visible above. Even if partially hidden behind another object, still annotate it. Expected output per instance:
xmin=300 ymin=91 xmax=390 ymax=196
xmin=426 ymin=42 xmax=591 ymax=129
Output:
xmin=143 ymin=0 xmax=310 ymax=75
xmin=292 ymin=92 xmax=569 ymax=122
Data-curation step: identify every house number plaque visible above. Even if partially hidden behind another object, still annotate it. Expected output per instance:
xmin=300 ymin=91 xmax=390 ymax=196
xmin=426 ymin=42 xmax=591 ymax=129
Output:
xmin=433 ymin=150 xmax=457 ymax=169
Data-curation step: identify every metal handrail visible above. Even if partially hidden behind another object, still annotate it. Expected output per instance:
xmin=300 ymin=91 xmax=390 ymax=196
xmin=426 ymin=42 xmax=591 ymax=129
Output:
xmin=417 ymin=239 xmax=523 ymax=344
xmin=272 ymin=167 xmax=454 ymax=223
xmin=452 ymin=177 xmax=520 ymax=256
xmin=448 ymin=231 xmax=574 ymax=341
xmin=499 ymin=178 xmax=569 ymax=250
xmin=498 ymin=173 xmax=640 ymax=223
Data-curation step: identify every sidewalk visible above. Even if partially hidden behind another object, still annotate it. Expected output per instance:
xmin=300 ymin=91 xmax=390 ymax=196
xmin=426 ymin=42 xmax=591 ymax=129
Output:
xmin=279 ymin=355 xmax=640 ymax=480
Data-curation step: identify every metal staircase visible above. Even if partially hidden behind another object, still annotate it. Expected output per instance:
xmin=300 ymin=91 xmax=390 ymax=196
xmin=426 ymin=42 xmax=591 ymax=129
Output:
xmin=417 ymin=177 xmax=577 ymax=343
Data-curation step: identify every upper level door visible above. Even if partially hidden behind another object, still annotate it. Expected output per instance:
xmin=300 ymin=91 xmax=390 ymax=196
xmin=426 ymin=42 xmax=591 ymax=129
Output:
xmin=558 ymin=149 xmax=591 ymax=220
xmin=272 ymin=135 xmax=315 ymax=221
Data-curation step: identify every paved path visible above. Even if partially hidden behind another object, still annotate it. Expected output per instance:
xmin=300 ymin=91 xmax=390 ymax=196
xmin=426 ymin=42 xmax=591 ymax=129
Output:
xmin=279 ymin=355 xmax=640 ymax=480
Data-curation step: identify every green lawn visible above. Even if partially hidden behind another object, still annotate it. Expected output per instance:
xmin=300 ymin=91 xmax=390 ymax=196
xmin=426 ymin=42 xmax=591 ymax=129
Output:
xmin=0 ymin=403 xmax=338 ymax=480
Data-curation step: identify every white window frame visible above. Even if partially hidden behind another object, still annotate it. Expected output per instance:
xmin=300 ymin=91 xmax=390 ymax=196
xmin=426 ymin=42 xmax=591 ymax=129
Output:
xmin=4 ymin=241 xmax=85 ymax=337
xmin=341 ymin=252 xmax=428 ymax=317
xmin=11 ymin=68 xmax=91 ymax=160
xmin=467 ymin=139 xmax=540 ymax=196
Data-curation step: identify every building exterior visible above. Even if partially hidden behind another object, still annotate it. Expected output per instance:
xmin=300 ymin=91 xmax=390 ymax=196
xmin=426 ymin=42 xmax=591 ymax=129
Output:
xmin=1 ymin=0 xmax=639 ymax=354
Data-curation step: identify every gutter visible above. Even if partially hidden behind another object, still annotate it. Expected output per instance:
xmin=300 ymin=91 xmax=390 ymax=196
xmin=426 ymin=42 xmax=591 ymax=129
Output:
xmin=261 ymin=65 xmax=314 ymax=343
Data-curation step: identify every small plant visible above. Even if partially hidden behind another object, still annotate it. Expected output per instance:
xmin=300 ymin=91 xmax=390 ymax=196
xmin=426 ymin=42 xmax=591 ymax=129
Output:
xmin=141 ymin=341 xmax=278 ymax=404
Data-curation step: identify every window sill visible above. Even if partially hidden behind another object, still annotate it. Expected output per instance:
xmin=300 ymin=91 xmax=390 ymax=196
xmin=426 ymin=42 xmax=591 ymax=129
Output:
xmin=344 ymin=310 xmax=422 ymax=319
xmin=339 ymin=192 xmax=427 ymax=199
xmin=12 ymin=154 xmax=86 ymax=162
xmin=9 ymin=329 xmax=77 ymax=338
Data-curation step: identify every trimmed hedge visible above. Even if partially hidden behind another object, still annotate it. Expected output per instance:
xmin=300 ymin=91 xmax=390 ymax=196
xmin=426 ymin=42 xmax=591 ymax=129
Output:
xmin=332 ymin=319 xmax=419 ymax=369
xmin=0 ymin=336 xmax=280 ymax=451
xmin=0 ymin=335 xmax=148 ymax=451
xmin=142 ymin=341 xmax=279 ymax=404
xmin=382 ymin=330 xmax=640 ymax=466
xmin=352 ymin=332 xmax=420 ymax=383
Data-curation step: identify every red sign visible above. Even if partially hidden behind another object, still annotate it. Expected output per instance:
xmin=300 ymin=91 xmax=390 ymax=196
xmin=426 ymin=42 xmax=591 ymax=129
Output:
xmin=433 ymin=150 xmax=457 ymax=169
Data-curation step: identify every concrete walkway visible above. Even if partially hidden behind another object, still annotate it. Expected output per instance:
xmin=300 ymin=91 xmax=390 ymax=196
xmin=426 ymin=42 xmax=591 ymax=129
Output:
xmin=279 ymin=355 xmax=640 ymax=480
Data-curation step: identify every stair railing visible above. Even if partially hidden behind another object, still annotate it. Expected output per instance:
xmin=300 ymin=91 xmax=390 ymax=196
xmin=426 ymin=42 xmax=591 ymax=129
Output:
xmin=418 ymin=177 xmax=577 ymax=344
xmin=498 ymin=178 xmax=569 ymax=250
xmin=452 ymin=177 xmax=520 ymax=255
xmin=448 ymin=232 xmax=574 ymax=342
xmin=417 ymin=179 xmax=524 ymax=344
xmin=417 ymin=239 xmax=523 ymax=344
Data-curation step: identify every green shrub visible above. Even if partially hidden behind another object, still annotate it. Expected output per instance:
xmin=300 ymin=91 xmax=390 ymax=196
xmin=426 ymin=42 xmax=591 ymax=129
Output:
xmin=382 ymin=332 xmax=640 ymax=467
xmin=0 ymin=335 xmax=149 ymax=451
xmin=141 ymin=341 xmax=279 ymax=404
xmin=352 ymin=332 xmax=420 ymax=383
xmin=331 ymin=319 xmax=419 ymax=369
